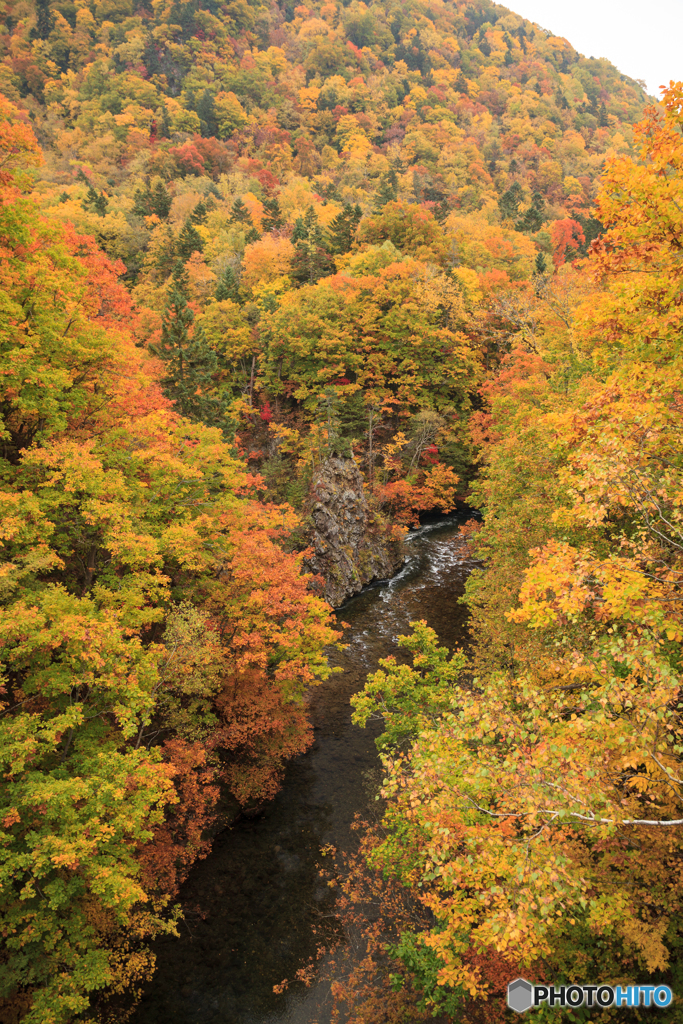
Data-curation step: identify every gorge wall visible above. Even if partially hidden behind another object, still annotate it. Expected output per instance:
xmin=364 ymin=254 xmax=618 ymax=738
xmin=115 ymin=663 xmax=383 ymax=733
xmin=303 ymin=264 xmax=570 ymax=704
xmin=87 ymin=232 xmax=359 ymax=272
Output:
xmin=304 ymin=458 xmax=404 ymax=608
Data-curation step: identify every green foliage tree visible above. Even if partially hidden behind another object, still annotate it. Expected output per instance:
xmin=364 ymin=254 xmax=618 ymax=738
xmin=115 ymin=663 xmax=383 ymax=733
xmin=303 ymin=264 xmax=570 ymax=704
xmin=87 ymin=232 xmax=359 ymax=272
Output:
xmin=374 ymin=167 xmax=399 ymax=209
xmin=133 ymin=181 xmax=172 ymax=219
xmin=152 ymin=264 xmax=228 ymax=429
xmin=231 ymin=196 xmax=252 ymax=225
xmin=327 ymin=203 xmax=362 ymax=255
xmin=262 ymin=194 xmax=283 ymax=231
xmin=517 ymin=190 xmax=546 ymax=232
xmin=82 ymin=183 xmax=108 ymax=216
xmin=498 ymin=181 xmax=524 ymax=222
xmin=215 ymin=264 xmax=241 ymax=303
xmin=176 ymin=220 xmax=204 ymax=261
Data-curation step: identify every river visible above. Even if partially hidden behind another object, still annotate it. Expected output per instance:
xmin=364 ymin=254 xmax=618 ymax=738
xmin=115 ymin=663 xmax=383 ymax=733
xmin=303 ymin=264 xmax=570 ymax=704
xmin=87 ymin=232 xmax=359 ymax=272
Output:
xmin=134 ymin=513 xmax=476 ymax=1024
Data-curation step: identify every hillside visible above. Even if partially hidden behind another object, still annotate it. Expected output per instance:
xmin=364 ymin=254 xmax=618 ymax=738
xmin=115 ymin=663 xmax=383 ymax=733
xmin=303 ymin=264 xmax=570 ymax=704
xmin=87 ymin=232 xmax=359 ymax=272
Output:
xmin=0 ymin=0 xmax=651 ymax=520
xmin=1 ymin=0 xmax=648 ymax=274
xmin=1 ymin=0 xmax=651 ymax=483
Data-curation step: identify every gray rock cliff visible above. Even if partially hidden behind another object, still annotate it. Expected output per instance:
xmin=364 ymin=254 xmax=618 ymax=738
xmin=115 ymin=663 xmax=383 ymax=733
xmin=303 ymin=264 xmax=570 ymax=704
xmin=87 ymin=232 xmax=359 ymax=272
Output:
xmin=304 ymin=457 xmax=404 ymax=608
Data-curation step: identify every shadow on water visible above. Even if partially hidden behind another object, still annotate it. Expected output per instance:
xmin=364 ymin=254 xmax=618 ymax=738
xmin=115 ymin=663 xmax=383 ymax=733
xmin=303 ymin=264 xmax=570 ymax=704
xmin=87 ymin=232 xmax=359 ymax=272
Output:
xmin=134 ymin=513 xmax=477 ymax=1024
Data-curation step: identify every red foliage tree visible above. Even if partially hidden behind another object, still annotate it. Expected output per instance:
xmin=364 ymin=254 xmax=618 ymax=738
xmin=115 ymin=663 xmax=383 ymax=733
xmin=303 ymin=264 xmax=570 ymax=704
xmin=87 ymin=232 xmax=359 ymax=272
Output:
xmin=550 ymin=217 xmax=585 ymax=267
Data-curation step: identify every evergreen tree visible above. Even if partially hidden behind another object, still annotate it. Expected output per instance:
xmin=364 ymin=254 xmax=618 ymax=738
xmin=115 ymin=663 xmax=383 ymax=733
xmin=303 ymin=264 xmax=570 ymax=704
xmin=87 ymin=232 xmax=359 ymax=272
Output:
xmin=153 ymin=182 xmax=172 ymax=219
xmin=289 ymin=207 xmax=332 ymax=284
xmin=159 ymin=104 xmax=172 ymax=139
xmin=133 ymin=186 xmax=151 ymax=218
xmin=375 ymin=167 xmax=399 ymax=209
xmin=318 ymin=181 xmax=342 ymax=202
xmin=517 ymin=191 xmax=546 ymax=233
xmin=498 ymin=181 xmax=524 ymax=222
xmin=291 ymin=221 xmax=333 ymax=286
xmin=31 ymin=0 xmax=54 ymax=40
xmin=177 ymin=220 xmax=204 ymax=262
xmin=262 ymin=195 xmax=283 ymax=232
xmin=533 ymin=250 xmax=548 ymax=295
xmin=598 ymin=101 xmax=609 ymax=127
xmin=155 ymin=226 xmax=177 ymax=278
xmin=229 ymin=198 xmax=258 ymax=242
xmin=291 ymin=216 xmax=308 ymax=243
xmin=215 ymin=265 xmax=241 ymax=303
xmin=302 ymin=206 xmax=317 ymax=234
xmin=231 ymin=197 xmax=252 ymax=225
xmin=327 ymin=204 xmax=362 ymax=255
xmin=196 ymin=89 xmax=218 ymax=137
xmin=82 ymin=184 xmax=108 ymax=217
xmin=576 ymin=215 xmax=603 ymax=255
xmin=151 ymin=264 xmax=229 ymax=429
xmin=190 ymin=200 xmax=208 ymax=224
xmin=422 ymin=176 xmax=449 ymax=223
xmin=307 ymin=226 xmax=334 ymax=282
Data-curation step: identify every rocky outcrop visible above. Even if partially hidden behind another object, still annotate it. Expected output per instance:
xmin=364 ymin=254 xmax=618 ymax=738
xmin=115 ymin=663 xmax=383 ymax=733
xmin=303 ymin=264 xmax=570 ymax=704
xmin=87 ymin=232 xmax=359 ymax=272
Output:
xmin=304 ymin=457 xmax=404 ymax=608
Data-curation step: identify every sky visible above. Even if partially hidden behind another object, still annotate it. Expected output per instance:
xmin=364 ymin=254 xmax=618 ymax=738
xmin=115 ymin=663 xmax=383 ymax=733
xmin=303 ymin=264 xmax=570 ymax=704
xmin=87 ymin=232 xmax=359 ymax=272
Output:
xmin=508 ymin=0 xmax=682 ymax=97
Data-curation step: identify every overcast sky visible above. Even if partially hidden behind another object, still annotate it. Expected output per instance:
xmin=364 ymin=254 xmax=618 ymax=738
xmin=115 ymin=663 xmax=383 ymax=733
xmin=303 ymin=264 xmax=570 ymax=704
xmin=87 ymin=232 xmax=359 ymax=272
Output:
xmin=508 ymin=0 xmax=682 ymax=97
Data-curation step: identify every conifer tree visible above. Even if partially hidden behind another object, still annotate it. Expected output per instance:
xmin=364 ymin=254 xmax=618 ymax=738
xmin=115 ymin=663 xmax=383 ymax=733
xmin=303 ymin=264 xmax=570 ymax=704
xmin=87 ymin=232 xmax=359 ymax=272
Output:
xmin=82 ymin=183 xmax=108 ymax=216
xmin=231 ymin=197 xmax=252 ymax=225
xmin=291 ymin=227 xmax=333 ymax=285
xmin=375 ymin=167 xmax=399 ymax=209
xmin=498 ymin=181 xmax=524 ymax=221
xmin=133 ymin=182 xmax=171 ymax=219
xmin=31 ymin=0 xmax=54 ymax=40
xmin=517 ymin=191 xmax=546 ymax=232
xmin=215 ymin=265 xmax=241 ymax=303
xmin=152 ymin=264 xmax=229 ymax=430
xmin=327 ymin=204 xmax=362 ymax=254
xmin=290 ymin=208 xmax=333 ymax=285
xmin=155 ymin=225 xmax=177 ymax=278
xmin=133 ymin=185 xmax=150 ymax=217
xmin=231 ymin=197 xmax=259 ymax=242
xmin=159 ymin=104 xmax=172 ymax=139
xmin=196 ymin=89 xmax=218 ymax=137
xmin=190 ymin=199 xmax=208 ymax=224
xmin=177 ymin=220 xmax=204 ymax=261
xmin=153 ymin=181 xmax=172 ymax=218
xmin=291 ymin=216 xmax=308 ymax=243
xmin=422 ymin=176 xmax=449 ymax=222
xmin=262 ymin=195 xmax=283 ymax=232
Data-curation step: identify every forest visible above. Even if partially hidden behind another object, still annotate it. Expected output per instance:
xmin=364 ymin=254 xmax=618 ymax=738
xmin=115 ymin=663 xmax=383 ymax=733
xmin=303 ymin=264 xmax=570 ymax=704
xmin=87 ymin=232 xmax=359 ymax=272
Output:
xmin=0 ymin=0 xmax=681 ymax=1018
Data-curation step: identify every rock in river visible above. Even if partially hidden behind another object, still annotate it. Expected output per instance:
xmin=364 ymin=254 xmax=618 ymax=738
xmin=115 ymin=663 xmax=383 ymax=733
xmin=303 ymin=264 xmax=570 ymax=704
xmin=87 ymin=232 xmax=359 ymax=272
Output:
xmin=304 ymin=457 xmax=404 ymax=607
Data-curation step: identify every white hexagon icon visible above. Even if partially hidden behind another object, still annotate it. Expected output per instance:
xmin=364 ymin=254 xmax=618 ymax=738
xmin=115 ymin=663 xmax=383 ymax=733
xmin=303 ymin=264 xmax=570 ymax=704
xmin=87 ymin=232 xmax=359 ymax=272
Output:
xmin=507 ymin=977 xmax=534 ymax=1013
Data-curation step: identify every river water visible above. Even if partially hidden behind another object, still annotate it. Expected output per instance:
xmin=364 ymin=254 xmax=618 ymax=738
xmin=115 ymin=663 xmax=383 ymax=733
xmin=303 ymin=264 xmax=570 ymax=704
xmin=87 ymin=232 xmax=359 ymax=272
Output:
xmin=134 ymin=514 xmax=476 ymax=1024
